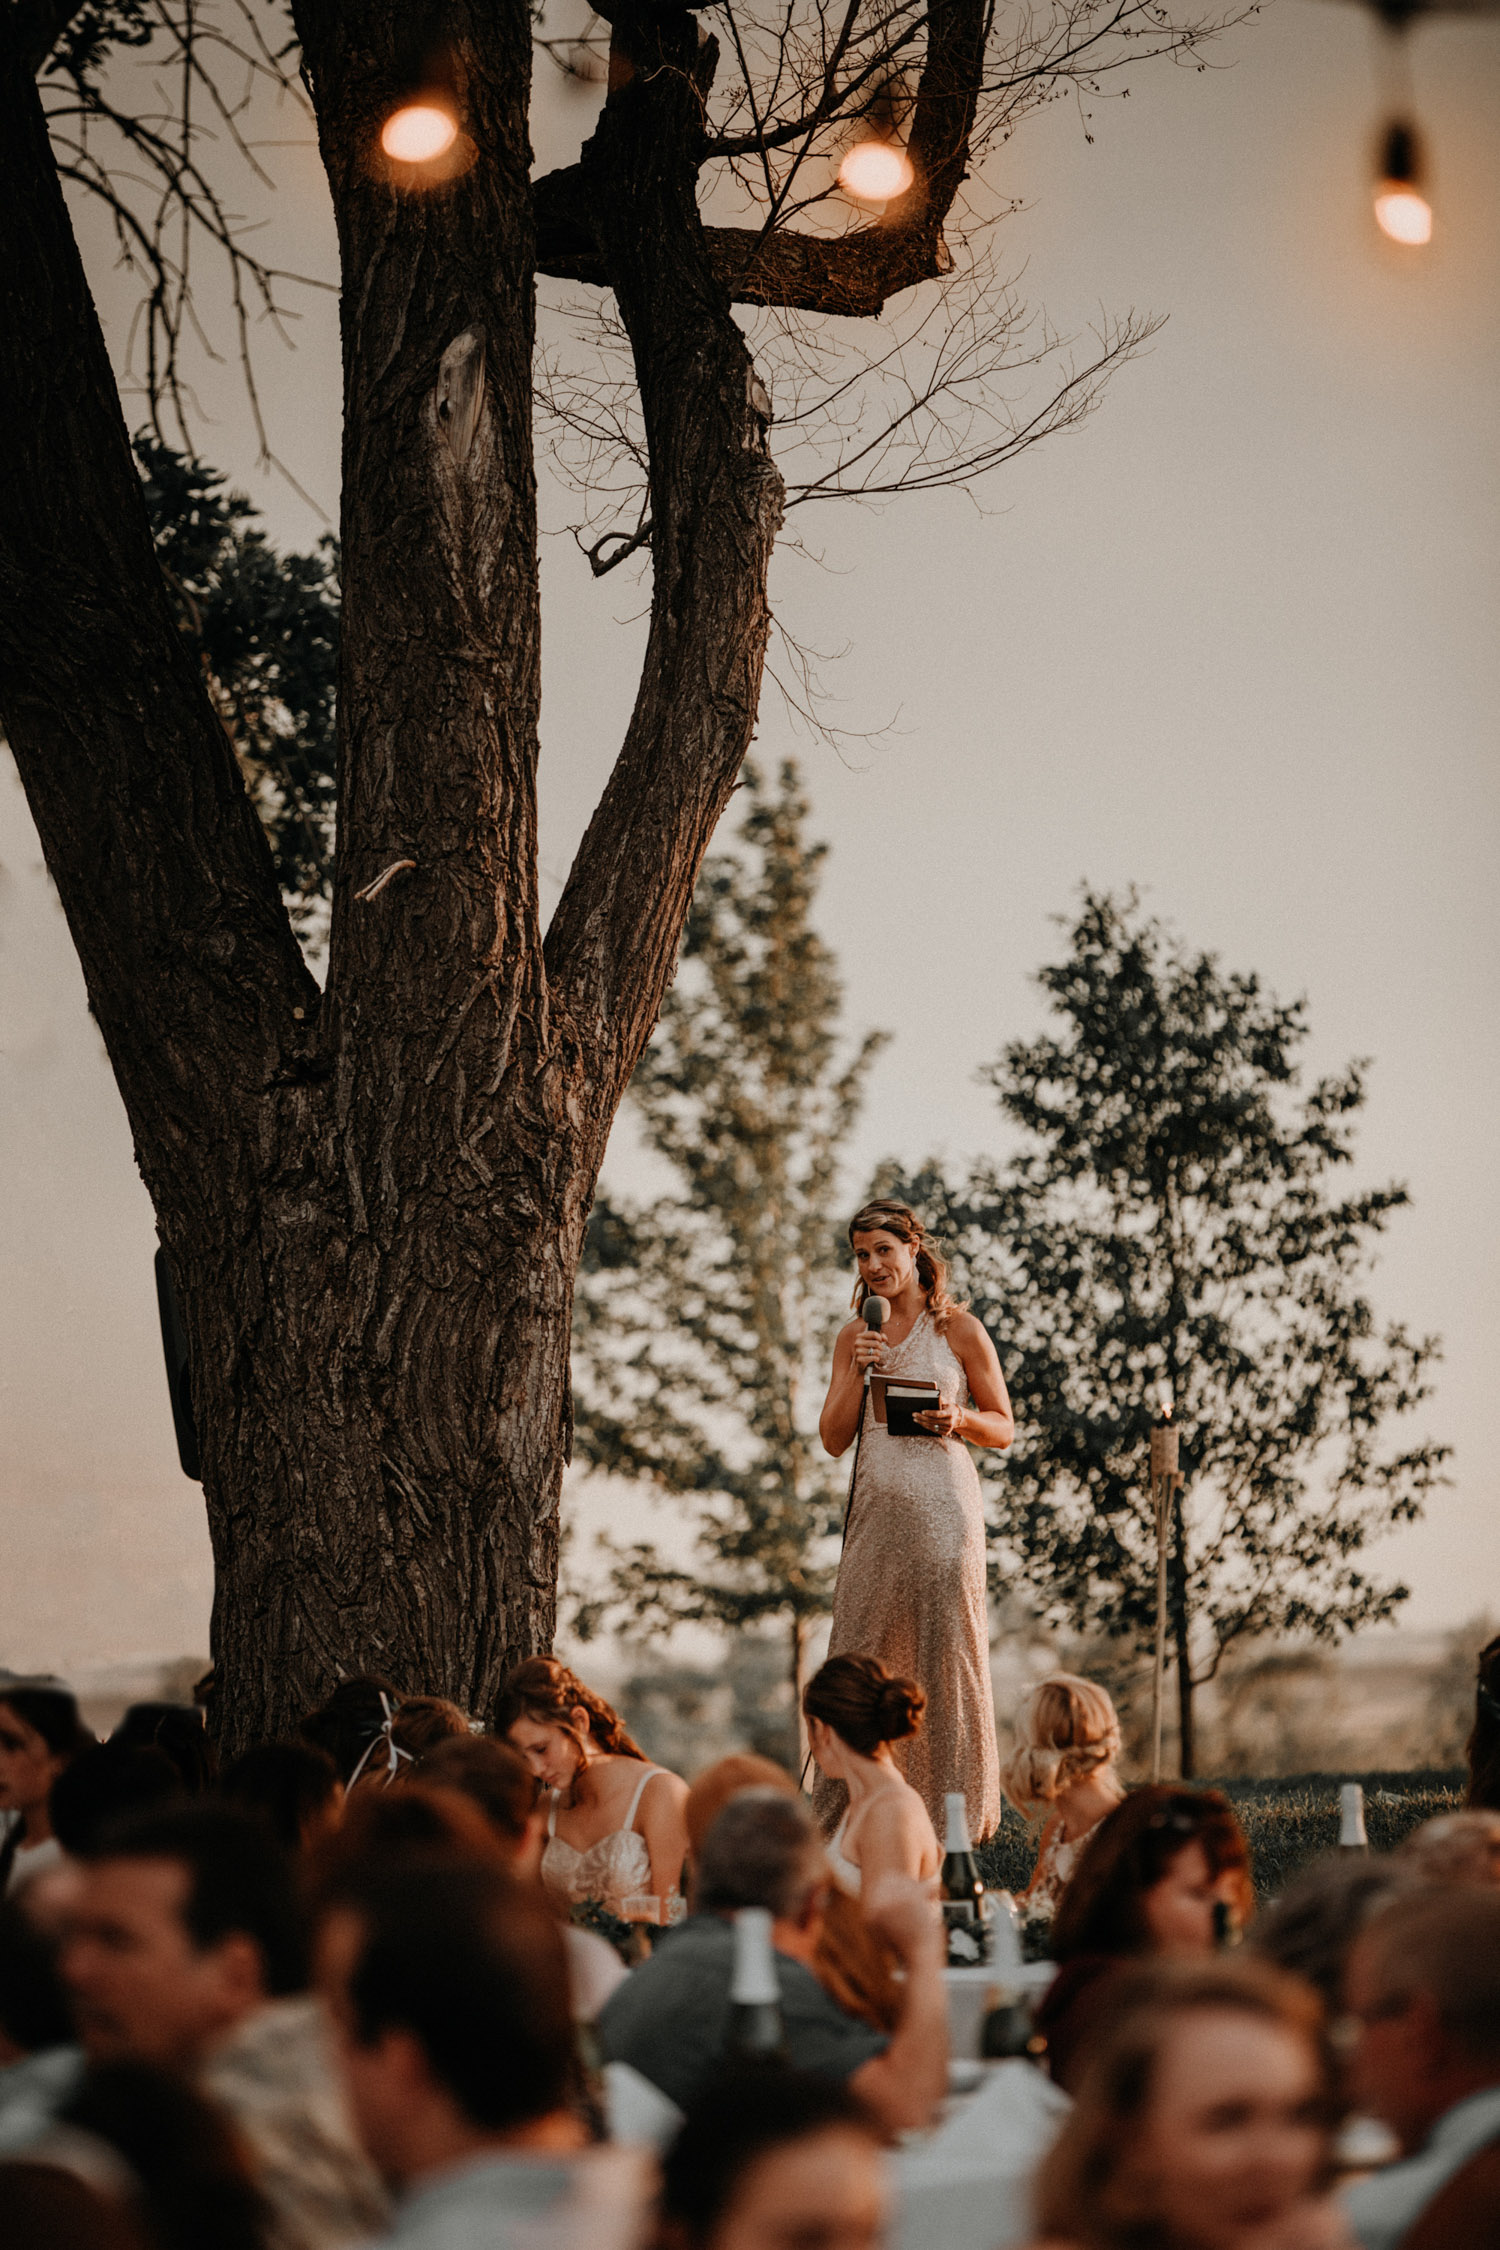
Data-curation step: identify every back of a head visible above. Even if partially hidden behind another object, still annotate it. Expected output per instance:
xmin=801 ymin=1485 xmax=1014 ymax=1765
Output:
xmin=62 ymin=2058 xmax=269 ymax=2250
xmin=662 ymin=2067 xmax=880 ymax=2247
xmin=1050 ymin=1785 xmax=1252 ymax=1962
xmin=298 ymin=1676 xmax=403 ymax=1784
xmin=388 ymin=1696 xmax=470 ymax=1761
xmin=685 ymin=1756 xmax=796 ymax=1863
xmin=0 ymin=1896 xmax=73 ymax=2055
xmin=1358 ymin=1886 xmax=1500 ymax=2069
xmin=696 ymin=1791 xmax=823 ymax=1920
xmin=85 ymin=1801 xmax=307 ymax=1998
xmin=1001 ymin=1674 xmax=1122 ymax=1816
xmin=1252 ymin=1852 xmax=1411 ymax=2009
xmin=1399 ymin=1810 xmax=1500 ymax=1890
xmin=219 ymin=1739 xmax=341 ymax=1854
xmin=343 ymin=1861 xmax=574 ymax=2132
xmin=308 ymin=1779 xmax=509 ymax=1902
xmin=802 ymin=1656 xmax=924 ymax=1759
xmin=114 ymin=1705 xmax=217 ymax=1796
xmin=416 ymin=1738 xmax=536 ymax=1847
xmin=1035 ymin=1956 xmax=1329 ymax=2245
xmin=50 ymin=1743 xmax=183 ymax=1857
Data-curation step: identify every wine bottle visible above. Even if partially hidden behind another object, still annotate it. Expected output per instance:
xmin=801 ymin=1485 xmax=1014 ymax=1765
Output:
xmin=939 ymin=1792 xmax=987 ymax=1965
xmin=727 ymin=1907 xmax=786 ymax=2062
xmin=1339 ymin=1781 xmax=1369 ymax=1854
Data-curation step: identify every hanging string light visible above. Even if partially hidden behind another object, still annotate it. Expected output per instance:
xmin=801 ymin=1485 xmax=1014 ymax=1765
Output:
xmin=1339 ymin=0 xmax=1496 ymax=248
xmin=1372 ymin=118 xmax=1433 ymax=243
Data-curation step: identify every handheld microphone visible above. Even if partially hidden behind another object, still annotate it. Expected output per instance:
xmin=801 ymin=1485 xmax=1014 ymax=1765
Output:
xmin=862 ymin=1295 xmax=890 ymax=1387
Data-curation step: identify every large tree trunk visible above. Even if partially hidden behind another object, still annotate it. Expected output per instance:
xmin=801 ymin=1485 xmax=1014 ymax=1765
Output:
xmin=0 ymin=2 xmax=781 ymax=1749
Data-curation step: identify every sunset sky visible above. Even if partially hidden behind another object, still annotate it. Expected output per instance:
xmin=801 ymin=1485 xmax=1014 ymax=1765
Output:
xmin=2 ymin=0 xmax=1497 ymax=1682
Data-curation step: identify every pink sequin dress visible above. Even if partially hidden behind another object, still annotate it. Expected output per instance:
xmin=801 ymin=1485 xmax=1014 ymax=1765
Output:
xmin=815 ymin=1312 xmax=1000 ymax=1843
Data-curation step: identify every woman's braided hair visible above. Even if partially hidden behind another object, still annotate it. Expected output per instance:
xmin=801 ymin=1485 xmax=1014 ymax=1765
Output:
xmin=493 ymin=1657 xmax=646 ymax=1762
xmin=847 ymin=1200 xmax=964 ymax=1334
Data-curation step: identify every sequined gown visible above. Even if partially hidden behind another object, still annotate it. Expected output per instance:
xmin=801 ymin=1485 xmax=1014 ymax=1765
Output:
xmin=815 ymin=1311 xmax=1000 ymax=1843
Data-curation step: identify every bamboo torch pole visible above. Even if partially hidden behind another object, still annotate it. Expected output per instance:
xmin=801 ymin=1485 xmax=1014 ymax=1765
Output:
xmin=1149 ymin=1406 xmax=1180 ymax=1784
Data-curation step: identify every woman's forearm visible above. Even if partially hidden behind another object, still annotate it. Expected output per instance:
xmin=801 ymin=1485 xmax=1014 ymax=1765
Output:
xmin=954 ymin=1405 xmax=1013 ymax=1450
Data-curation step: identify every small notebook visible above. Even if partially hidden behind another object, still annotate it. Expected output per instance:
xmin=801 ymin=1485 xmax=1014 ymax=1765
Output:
xmin=872 ymin=1374 xmax=941 ymax=1436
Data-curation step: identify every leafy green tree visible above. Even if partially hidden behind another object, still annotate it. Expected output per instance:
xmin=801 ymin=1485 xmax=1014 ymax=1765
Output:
xmin=891 ymin=891 xmax=1448 ymax=1774
xmin=136 ymin=438 xmax=339 ymax=928
xmin=571 ymin=761 xmax=885 ymax=1713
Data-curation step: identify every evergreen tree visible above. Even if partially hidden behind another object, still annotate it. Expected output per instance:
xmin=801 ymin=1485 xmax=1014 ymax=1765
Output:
xmin=136 ymin=437 xmax=339 ymax=927
xmin=891 ymin=891 xmax=1448 ymax=1773
xmin=571 ymin=762 xmax=885 ymax=1721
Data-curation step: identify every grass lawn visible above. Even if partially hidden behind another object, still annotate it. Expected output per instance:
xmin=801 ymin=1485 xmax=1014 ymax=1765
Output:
xmin=976 ymin=1769 xmax=1465 ymax=1905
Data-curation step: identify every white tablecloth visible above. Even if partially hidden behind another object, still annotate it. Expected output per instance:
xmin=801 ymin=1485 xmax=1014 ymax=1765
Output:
xmin=895 ymin=2059 xmax=1071 ymax=2250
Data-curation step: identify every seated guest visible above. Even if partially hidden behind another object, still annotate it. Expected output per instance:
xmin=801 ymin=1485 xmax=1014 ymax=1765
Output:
xmin=62 ymin=1802 xmax=386 ymax=2250
xmin=1397 ymin=1811 xmax=1500 ymax=1890
xmin=61 ymin=2057 xmax=273 ymax=2250
xmin=597 ymin=1791 xmax=947 ymax=2135
xmin=684 ymin=1757 xmax=901 ymax=2034
xmin=1252 ymin=1853 xmax=1410 ymax=2013
xmin=299 ymin=1679 xmax=406 ymax=1787
xmin=1002 ymin=1674 xmax=1127 ymax=1923
xmin=657 ymin=2066 xmax=889 ymax=2250
xmin=0 ymin=1894 xmax=80 ymax=2150
xmin=1035 ymin=1785 xmax=1254 ymax=2093
xmin=802 ymin=1658 xmax=940 ymax=1893
xmin=317 ymin=1859 xmax=645 ymax=2250
xmin=497 ymin=1658 xmax=689 ymax=1920
xmin=1030 ymin=1957 xmax=1348 ymax=2250
xmin=221 ymin=1742 xmax=344 ymax=1857
xmin=384 ymin=1698 xmax=470 ymax=1765
xmin=113 ymin=1705 xmax=217 ymax=1797
xmin=1343 ymin=1888 xmax=1500 ymax=2250
xmin=1465 ymin=1632 xmax=1500 ymax=1813
xmin=416 ymin=1737 xmax=628 ymax=2023
xmin=51 ymin=1744 xmax=183 ymax=1858
xmin=0 ymin=1676 xmax=93 ymax=1894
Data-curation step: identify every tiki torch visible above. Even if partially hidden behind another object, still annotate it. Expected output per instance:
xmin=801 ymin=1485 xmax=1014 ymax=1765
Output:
xmin=1149 ymin=1397 xmax=1183 ymax=1784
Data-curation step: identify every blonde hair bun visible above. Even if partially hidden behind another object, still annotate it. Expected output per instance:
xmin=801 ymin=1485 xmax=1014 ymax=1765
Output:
xmin=1000 ymin=1672 xmax=1122 ymax=1816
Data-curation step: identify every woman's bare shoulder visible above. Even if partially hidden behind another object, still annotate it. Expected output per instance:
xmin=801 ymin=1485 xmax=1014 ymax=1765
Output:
xmin=945 ymin=1307 xmax=994 ymax=1348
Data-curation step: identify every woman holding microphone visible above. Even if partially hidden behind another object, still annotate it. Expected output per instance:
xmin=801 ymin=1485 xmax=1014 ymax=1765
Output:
xmin=817 ymin=1200 xmax=1014 ymax=1843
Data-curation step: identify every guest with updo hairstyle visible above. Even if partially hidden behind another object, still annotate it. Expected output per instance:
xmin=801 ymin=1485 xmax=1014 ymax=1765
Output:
xmin=803 ymin=1655 xmax=940 ymax=1893
xmin=496 ymin=1656 xmax=690 ymax=1918
xmin=1004 ymin=1673 xmax=1126 ymax=1922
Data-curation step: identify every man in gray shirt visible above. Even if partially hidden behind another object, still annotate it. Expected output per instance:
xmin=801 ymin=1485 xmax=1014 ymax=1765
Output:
xmin=1343 ymin=1887 xmax=1500 ymax=2250
xmin=597 ymin=1791 xmax=947 ymax=2134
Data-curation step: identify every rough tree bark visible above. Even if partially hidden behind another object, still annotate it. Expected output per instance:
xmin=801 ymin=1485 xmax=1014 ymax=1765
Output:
xmin=0 ymin=0 xmax=979 ymax=1746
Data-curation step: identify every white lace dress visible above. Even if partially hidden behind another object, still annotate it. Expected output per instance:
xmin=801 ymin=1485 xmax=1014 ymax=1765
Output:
xmin=541 ymin=1765 xmax=667 ymax=1919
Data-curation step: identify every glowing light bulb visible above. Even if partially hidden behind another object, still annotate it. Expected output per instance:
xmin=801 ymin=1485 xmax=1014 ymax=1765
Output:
xmin=1374 ymin=184 xmax=1432 ymax=246
xmin=838 ymin=139 xmax=914 ymax=204
xmin=381 ymin=103 xmax=459 ymax=165
xmin=1372 ymin=120 xmax=1431 ymax=248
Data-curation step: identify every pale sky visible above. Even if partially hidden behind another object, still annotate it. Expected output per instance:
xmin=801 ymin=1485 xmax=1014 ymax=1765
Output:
xmin=2 ymin=0 xmax=1498 ymax=1681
